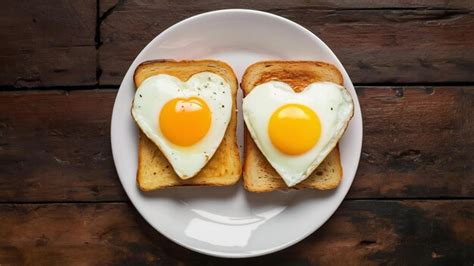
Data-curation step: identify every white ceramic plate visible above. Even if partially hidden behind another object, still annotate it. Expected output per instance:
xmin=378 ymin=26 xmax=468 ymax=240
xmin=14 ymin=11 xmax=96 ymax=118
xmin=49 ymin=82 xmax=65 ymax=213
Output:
xmin=111 ymin=9 xmax=363 ymax=258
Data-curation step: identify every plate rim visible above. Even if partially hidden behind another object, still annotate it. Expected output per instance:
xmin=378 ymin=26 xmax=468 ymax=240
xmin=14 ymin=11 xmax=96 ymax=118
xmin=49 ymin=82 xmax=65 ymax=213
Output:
xmin=111 ymin=8 xmax=363 ymax=258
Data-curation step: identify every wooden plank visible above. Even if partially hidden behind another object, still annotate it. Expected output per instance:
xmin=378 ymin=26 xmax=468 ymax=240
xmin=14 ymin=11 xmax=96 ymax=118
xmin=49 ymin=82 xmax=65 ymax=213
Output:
xmin=0 ymin=87 xmax=472 ymax=202
xmin=99 ymin=1 xmax=474 ymax=85
xmin=0 ymin=90 xmax=125 ymax=202
xmin=349 ymin=87 xmax=474 ymax=198
xmin=0 ymin=200 xmax=472 ymax=264
xmin=99 ymin=0 xmax=474 ymax=18
xmin=0 ymin=0 xmax=97 ymax=88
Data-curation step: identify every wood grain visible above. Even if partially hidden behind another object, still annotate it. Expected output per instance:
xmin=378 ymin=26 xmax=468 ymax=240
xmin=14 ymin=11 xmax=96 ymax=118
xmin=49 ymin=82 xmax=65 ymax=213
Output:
xmin=99 ymin=0 xmax=474 ymax=85
xmin=0 ymin=201 xmax=472 ymax=265
xmin=0 ymin=90 xmax=125 ymax=202
xmin=0 ymin=2 xmax=472 ymax=264
xmin=350 ymin=87 xmax=474 ymax=198
xmin=0 ymin=88 xmax=472 ymax=201
xmin=99 ymin=0 xmax=474 ymax=17
xmin=0 ymin=0 xmax=96 ymax=88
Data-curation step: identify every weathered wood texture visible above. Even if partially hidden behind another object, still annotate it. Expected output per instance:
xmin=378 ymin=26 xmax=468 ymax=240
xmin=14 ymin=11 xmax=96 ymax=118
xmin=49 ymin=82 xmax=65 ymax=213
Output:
xmin=350 ymin=87 xmax=474 ymax=198
xmin=0 ymin=87 xmax=472 ymax=202
xmin=0 ymin=0 xmax=97 ymax=88
xmin=99 ymin=0 xmax=474 ymax=85
xmin=1 ymin=2 xmax=473 ymax=264
xmin=0 ymin=90 xmax=125 ymax=202
xmin=0 ymin=200 xmax=472 ymax=265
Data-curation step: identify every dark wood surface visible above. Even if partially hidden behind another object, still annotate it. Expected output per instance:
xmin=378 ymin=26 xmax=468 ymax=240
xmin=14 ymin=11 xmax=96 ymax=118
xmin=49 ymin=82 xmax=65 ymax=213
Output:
xmin=0 ymin=201 xmax=472 ymax=265
xmin=0 ymin=0 xmax=473 ymax=265
xmin=0 ymin=1 xmax=97 ymax=88
xmin=99 ymin=0 xmax=474 ymax=85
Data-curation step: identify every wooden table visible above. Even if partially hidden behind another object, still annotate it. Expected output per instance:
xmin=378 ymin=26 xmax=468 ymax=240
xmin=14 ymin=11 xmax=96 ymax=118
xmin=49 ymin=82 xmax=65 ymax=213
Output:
xmin=1 ymin=1 xmax=473 ymax=265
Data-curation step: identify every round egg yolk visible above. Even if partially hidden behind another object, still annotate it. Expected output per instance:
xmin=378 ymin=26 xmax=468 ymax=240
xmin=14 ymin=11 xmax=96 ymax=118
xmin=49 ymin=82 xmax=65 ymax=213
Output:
xmin=268 ymin=104 xmax=321 ymax=155
xmin=159 ymin=97 xmax=211 ymax=146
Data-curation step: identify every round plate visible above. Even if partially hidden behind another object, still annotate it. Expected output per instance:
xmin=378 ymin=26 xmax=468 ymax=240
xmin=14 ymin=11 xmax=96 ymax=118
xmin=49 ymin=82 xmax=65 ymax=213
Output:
xmin=111 ymin=9 xmax=363 ymax=258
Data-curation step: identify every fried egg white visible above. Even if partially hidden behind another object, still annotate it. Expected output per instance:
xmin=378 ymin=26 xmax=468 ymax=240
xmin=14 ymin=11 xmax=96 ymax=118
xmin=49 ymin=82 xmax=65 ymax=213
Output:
xmin=242 ymin=81 xmax=354 ymax=187
xmin=132 ymin=72 xmax=232 ymax=179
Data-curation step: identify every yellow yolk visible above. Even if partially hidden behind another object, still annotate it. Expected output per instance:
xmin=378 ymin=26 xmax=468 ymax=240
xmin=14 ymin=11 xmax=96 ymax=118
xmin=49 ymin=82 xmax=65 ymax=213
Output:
xmin=268 ymin=104 xmax=321 ymax=155
xmin=159 ymin=97 xmax=211 ymax=146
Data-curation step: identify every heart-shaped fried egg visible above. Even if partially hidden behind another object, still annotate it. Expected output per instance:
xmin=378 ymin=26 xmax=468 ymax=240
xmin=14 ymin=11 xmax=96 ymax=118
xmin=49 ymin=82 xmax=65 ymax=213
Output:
xmin=242 ymin=81 xmax=353 ymax=186
xmin=132 ymin=72 xmax=232 ymax=179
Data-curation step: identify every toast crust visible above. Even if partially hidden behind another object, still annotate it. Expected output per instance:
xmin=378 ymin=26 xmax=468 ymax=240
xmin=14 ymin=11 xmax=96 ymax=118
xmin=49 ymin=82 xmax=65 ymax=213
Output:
xmin=134 ymin=59 xmax=241 ymax=191
xmin=241 ymin=61 xmax=346 ymax=192
xmin=242 ymin=61 xmax=343 ymax=92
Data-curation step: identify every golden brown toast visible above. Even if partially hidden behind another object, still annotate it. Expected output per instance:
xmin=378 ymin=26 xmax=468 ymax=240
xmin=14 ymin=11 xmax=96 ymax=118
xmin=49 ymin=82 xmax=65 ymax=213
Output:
xmin=241 ymin=61 xmax=344 ymax=192
xmin=134 ymin=60 xmax=241 ymax=191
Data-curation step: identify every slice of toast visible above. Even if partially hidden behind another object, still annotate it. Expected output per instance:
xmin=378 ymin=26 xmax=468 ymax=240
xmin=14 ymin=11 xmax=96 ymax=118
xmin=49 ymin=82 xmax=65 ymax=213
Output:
xmin=134 ymin=60 xmax=241 ymax=191
xmin=241 ymin=61 xmax=344 ymax=192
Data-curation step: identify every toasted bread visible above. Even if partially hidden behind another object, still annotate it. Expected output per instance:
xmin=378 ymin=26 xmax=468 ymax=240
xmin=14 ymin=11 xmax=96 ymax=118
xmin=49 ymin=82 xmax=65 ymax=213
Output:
xmin=134 ymin=60 xmax=241 ymax=191
xmin=241 ymin=61 xmax=344 ymax=192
